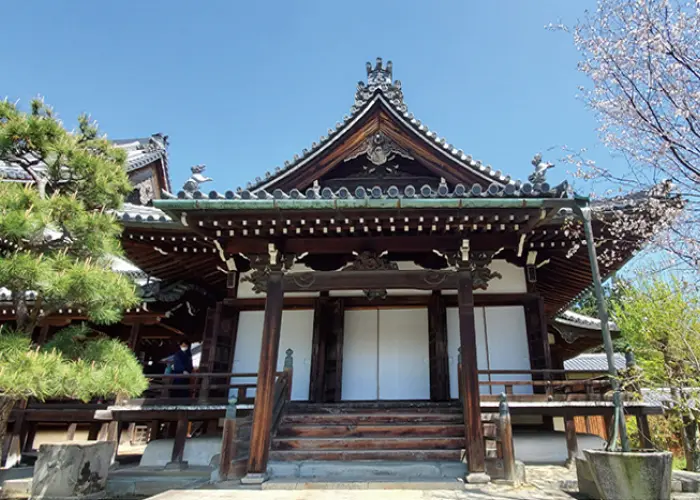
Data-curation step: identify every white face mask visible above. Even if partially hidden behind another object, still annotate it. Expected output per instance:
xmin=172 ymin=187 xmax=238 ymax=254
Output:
xmin=180 ymin=346 xmax=188 ymax=352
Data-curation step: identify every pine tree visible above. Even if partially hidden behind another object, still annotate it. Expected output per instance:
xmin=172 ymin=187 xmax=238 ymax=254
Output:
xmin=0 ymin=99 xmax=146 ymax=453
xmin=0 ymin=98 xmax=139 ymax=333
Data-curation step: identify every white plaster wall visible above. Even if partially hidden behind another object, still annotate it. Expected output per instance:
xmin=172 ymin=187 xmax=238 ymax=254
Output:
xmin=231 ymin=309 xmax=314 ymax=401
xmin=447 ymin=305 xmax=532 ymax=397
xmin=447 ymin=307 xmax=489 ymax=397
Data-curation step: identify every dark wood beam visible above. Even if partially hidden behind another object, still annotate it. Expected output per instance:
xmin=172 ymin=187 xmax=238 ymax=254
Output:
xmin=227 ymin=234 xmax=520 ymax=256
xmin=283 ymin=269 xmax=459 ymax=292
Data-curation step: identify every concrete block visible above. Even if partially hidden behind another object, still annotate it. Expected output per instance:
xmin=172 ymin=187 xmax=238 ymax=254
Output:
xmin=576 ymin=457 xmax=601 ymax=499
xmin=465 ymin=472 xmax=490 ymax=484
xmin=439 ymin=462 xmax=467 ymax=479
xmin=298 ymin=461 xmax=441 ymax=480
xmin=267 ymin=461 xmax=301 ymax=478
xmin=139 ymin=437 xmax=221 ymax=468
xmin=31 ymin=441 xmax=115 ymax=499
xmin=584 ymin=449 xmax=673 ymax=500
xmin=0 ymin=478 xmax=32 ymax=499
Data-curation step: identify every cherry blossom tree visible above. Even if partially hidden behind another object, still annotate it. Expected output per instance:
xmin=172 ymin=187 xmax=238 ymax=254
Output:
xmin=555 ymin=0 xmax=699 ymax=272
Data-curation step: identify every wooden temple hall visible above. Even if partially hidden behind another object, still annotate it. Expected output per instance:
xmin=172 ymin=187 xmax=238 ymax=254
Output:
xmin=2 ymin=58 xmax=673 ymax=482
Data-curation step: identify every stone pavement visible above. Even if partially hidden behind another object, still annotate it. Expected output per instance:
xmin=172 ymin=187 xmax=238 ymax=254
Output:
xmin=149 ymin=487 xmax=582 ymax=500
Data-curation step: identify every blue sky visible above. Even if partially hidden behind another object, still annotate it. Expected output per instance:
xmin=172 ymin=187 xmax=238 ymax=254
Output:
xmin=3 ymin=1 xmax=610 ymax=193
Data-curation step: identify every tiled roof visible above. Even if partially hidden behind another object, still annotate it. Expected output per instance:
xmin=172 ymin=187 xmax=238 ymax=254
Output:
xmin=563 ymin=353 xmax=626 ymax=372
xmin=242 ymin=58 xmax=552 ymax=195
xmin=169 ymin=176 xmax=569 ymax=201
xmin=555 ymin=310 xmax=619 ymax=331
xmin=116 ymin=203 xmax=173 ymax=224
xmin=0 ymin=134 xmax=169 ymax=189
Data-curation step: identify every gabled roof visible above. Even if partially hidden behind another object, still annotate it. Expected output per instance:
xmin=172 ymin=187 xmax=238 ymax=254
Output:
xmin=563 ymin=353 xmax=626 ymax=372
xmin=233 ymin=58 xmax=563 ymax=198
xmin=0 ymin=133 xmax=171 ymax=192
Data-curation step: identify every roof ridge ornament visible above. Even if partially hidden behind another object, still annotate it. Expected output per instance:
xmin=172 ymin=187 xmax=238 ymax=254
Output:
xmin=182 ymin=164 xmax=213 ymax=197
xmin=355 ymin=57 xmax=406 ymax=112
xmin=529 ymin=153 xmax=555 ymax=185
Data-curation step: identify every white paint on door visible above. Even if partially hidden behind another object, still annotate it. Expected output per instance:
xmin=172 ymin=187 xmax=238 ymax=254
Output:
xmin=446 ymin=307 xmax=489 ymax=397
xmin=342 ymin=308 xmax=431 ymax=401
xmin=231 ymin=309 xmax=314 ymax=401
xmin=378 ymin=308 xmax=430 ymax=400
xmin=341 ymin=309 xmax=379 ymax=400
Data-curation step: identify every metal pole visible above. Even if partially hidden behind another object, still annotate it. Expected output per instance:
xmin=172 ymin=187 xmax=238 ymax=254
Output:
xmin=577 ymin=203 xmax=630 ymax=452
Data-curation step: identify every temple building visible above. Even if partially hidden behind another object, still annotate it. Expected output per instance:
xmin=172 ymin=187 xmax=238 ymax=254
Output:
xmin=2 ymin=58 xmax=674 ymax=481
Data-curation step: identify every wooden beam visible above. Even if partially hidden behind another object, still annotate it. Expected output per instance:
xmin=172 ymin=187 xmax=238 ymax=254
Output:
xmin=225 ymin=293 xmax=541 ymax=311
xmin=428 ymin=291 xmax=450 ymax=401
xmin=245 ymin=271 xmax=284 ymax=482
xmin=227 ymin=234 xmax=520 ymax=255
xmin=167 ymin=413 xmax=189 ymax=469
xmin=457 ymin=270 xmax=487 ymax=479
xmin=283 ymin=269 xmax=459 ymax=292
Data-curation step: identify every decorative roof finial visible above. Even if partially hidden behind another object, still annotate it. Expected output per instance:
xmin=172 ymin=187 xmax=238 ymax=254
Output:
xmin=366 ymin=57 xmax=393 ymax=86
xmin=529 ymin=153 xmax=555 ymax=185
xmin=182 ymin=164 xmax=212 ymax=194
xmin=354 ymin=57 xmax=405 ymax=113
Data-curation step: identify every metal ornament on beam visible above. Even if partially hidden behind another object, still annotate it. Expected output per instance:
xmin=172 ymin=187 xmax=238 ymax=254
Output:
xmin=442 ymin=239 xmax=503 ymax=290
xmin=241 ymin=244 xmax=296 ymax=294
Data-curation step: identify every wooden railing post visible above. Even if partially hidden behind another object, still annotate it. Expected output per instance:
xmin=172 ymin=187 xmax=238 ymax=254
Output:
xmin=498 ymin=394 xmax=517 ymax=484
xmin=564 ymin=415 xmax=579 ymax=467
xmin=284 ymin=349 xmax=294 ymax=401
xmin=457 ymin=348 xmax=464 ymax=404
xmin=198 ymin=375 xmax=211 ymax=404
xmin=218 ymin=398 xmax=238 ymax=481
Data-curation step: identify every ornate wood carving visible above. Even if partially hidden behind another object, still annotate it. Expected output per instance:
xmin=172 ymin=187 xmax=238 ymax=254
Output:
xmin=341 ymin=251 xmax=398 ymax=299
xmin=442 ymin=248 xmax=502 ymax=290
xmin=242 ymin=248 xmax=295 ymax=294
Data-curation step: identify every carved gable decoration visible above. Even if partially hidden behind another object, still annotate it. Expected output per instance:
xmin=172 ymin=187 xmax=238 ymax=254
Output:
xmin=344 ymin=132 xmax=413 ymax=177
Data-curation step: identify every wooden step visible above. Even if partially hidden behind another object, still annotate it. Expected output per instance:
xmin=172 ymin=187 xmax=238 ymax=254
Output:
xmin=272 ymin=436 xmax=464 ymax=451
xmin=286 ymin=402 xmax=461 ymax=415
xmin=269 ymin=449 xmax=464 ymax=462
xmin=276 ymin=423 xmax=464 ymax=438
xmin=281 ymin=412 xmax=463 ymax=426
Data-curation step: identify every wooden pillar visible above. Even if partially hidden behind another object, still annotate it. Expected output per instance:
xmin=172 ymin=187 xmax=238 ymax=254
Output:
xmin=22 ymin=424 xmax=36 ymax=452
xmin=218 ymin=416 xmax=238 ymax=481
xmin=66 ymin=423 xmax=77 ymax=441
xmin=457 ymin=270 xmax=487 ymax=481
xmin=636 ymin=414 xmax=653 ymax=449
xmin=2 ymin=400 xmax=27 ymax=468
xmin=37 ymin=324 xmax=50 ymax=345
xmin=166 ymin=413 xmax=189 ymax=470
xmin=564 ymin=415 xmax=579 ymax=466
xmin=148 ymin=420 xmax=160 ymax=442
xmin=428 ymin=291 xmax=450 ymax=401
xmin=309 ymin=298 xmax=327 ymax=403
xmin=87 ymin=423 xmax=101 ymax=441
xmin=127 ymin=323 xmax=141 ymax=351
xmin=244 ymin=271 xmax=284 ymax=483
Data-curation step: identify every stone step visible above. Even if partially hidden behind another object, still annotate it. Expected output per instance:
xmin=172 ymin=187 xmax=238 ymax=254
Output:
xmin=276 ymin=423 xmax=464 ymax=438
xmin=272 ymin=436 xmax=464 ymax=451
xmin=269 ymin=449 xmax=464 ymax=462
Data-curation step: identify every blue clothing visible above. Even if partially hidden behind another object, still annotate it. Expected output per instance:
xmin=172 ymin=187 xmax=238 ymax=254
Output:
xmin=173 ymin=348 xmax=193 ymax=375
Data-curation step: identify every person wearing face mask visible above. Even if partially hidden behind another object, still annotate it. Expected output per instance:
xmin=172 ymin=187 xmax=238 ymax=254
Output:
xmin=171 ymin=340 xmax=194 ymax=398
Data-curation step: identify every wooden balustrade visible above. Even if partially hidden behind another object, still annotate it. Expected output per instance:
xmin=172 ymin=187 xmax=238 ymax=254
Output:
xmin=475 ymin=369 xmax=612 ymax=401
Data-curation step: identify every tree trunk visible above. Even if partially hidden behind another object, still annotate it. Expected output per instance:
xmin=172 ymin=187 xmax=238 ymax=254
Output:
xmin=0 ymin=396 xmax=16 ymax=456
xmin=682 ymin=415 xmax=700 ymax=472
